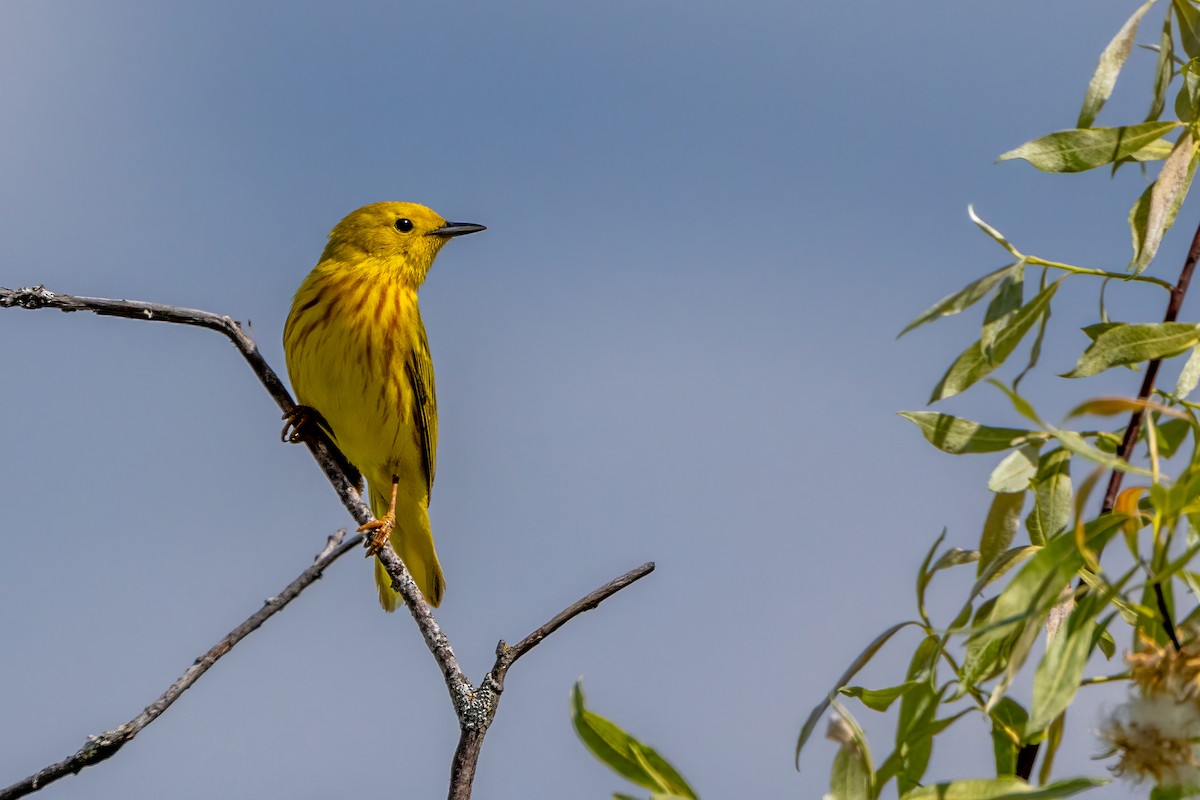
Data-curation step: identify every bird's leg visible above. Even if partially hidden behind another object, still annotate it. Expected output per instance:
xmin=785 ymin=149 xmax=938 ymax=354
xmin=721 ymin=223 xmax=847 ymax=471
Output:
xmin=360 ymin=476 xmax=399 ymax=557
xmin=281 ymin=405 xmax=320 ymax=443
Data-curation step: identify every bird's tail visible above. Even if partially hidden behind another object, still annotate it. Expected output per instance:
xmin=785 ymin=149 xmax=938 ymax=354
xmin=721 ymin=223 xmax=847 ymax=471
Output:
xmin=370 ymin=485 xmax=446 ymax=610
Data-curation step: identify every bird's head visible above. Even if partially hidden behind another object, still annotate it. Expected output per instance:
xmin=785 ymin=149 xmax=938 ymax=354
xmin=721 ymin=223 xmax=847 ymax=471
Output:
xmin=320 ymin=201 xmax=485 ymax=287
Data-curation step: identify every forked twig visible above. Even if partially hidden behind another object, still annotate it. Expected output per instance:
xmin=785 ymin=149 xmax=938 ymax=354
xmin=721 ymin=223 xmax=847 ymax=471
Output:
xmin=0 ymin=286 xmax=654 ymax=800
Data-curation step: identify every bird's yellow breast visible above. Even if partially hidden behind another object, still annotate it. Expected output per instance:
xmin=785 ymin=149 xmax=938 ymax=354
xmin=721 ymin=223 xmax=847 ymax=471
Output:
xmin=283 ymin=259 xmax=431 ymax=498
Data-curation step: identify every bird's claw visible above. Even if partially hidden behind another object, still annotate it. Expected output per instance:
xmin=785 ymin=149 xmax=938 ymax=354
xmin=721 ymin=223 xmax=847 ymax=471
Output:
xmin=281 ymin=406 xmax=315 ymax=443
xmin=359 ymin=515 xmax=395 ymax=558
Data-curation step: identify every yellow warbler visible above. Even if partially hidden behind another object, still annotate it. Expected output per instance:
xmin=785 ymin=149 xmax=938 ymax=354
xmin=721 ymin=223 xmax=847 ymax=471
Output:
xmin=282 ymin=202 xmax=485 ymax=610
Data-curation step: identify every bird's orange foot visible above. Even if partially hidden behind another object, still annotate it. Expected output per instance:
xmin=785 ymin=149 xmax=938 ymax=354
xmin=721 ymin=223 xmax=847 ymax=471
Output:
xmin=359 ymin=514 xmax=395 ymax=557
xmin=281 ymin=405 xmax=319 ymax=444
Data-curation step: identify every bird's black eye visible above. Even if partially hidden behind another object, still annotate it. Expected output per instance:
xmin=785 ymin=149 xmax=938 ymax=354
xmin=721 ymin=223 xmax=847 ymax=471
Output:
xmin=394 ymin=218 xmax=414 ymax=233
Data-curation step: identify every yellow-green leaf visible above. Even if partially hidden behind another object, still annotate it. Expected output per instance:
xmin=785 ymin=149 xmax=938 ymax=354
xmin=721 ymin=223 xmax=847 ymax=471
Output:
xmin=900 ymin=262 xmax=1022 ymax=337
xmin=1177 ymin=345 xmax=1200 ymax=398
xmin=970 ymin=516 xmax=1125 ymax=654
xmin=1026 ymin=449 xmax=1072 ymax=544
xmin=1130 ymin=130 xmax=1200 ymax=273
xmin=931 ymin=283 xmax=1061 ymax=402
xmin=1051 ymin=428 xmax=1150 ymax=475
xmin=1063 ymin=322 xmax=1200 ymax=377
xmin=796 ymin=621 xmax=922 ymax=767
xmin=999 ymin=121 xmax=1181 ymax=173
xmin=979 ymin=491 xmax=1026 ymax=578
xmin=899 ymin=411 xmax=1040 ymax=454
xmin=1177 ymin=0 xmax=1200 ymax=58
xmin=988 ymin=445 xmax=1041 ymax=493
xmin=571 ymin=682 xmax=698 ymax=799
xmin=1028 ymin=616 xmax=1097 ymax=733
xmin=1147 ymin=10 xmax=1175 ymax=122
xmin=838 ymin=681 xmax=922 ymax=713
xmin=901 ymin=777 xmax=1106 ymax=800
xmin=1078 ymin=0 xmax=1158 ymax=128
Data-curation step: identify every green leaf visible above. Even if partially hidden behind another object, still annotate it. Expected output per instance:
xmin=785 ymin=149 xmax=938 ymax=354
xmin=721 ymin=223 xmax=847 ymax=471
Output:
xmin=982 ymin=272 xmax=1026 ymax=359
xmin=979 ymin=491 xmax=1026 ymax=577
xmin=970 ymin=516 xmax=1125 ymax=653
xmin=901 ymin=777 xmax=1107 ymax=800
xmin=899 ymin=411 xmax=1041 ymax=454
xmin=990 ymin=698 xmax=1028 ymax=775
xmin=1063 ymin=322 xmax=1200 ymax=377
xmin=974 ymin=546 xmax=1041 ymax=594
xmin=988 ymin=587 xmax=1052 ymax=711
xmin=917 ymin=540 xmax=979 ymax=623
xmin=1177 ymin=0 xmax=1200 ymax=58
xmin=1014 ymin=282 xmax=1053 ymax=388
xmin=988 ymin=444 xmax=1041 ymax=493
xmin=1176 ymin=345 xmax=1200 ymax=398
xmin=1081 ymin=321 xmax=1122 ymax=342
xmin=796 ymin=621 xmax=922 ymax=767
xmin=998 ymin=121 xmax=1181 ymax=173
xmin=1028 ymin=612 xmax=1098 ymax=733
xmin=900 ymin=262 xmax=1022 ymax=337
xmin=1130 ymin=131 xmax=1200 ymax=273
xmin=1153 ymin=416 xmax=1192 ymax=457
xmin=915 ymin=529 xmax=947 ymax=624
xmin=571 ymin=682 xmax=698 ymax=799
xmin=838 ymin=681 xmax=922 ymax=713
xmin=1051 ymin=428 xmax=1149 ymax=476
xmin=930 ymin=547 xmax=981 ymax=573
xmin=1177 ymin=59 xmax=1200 ymax=121
xmin=987 ymin=379 xmax=1043 ymax=424
xmin=827 ymin=706 xmax=874 ymax=800
xmin=894 ymin=638 xmax=940 ymax=796
xmin=958 ymin=633 xmax=1010 ymax=689
xmin=1078 ymin=0 xmax=1158 ymax=128
xmin=931 ymin=282 xmax=1061 ymax=402
xmin=1026 ymin=448 xmax=1073 ymax=545
xmin=1096 ymin=628 xmax=1116 ymax=659
xmin=1125 ymin=137 xmax=1177 ymax=161
xmin=1148 ymin=8 xmax=1175 ymax=121
xmin=1038 ymin=713 xmax=1067 ymax=786
xmin=964 ymin=520 xmax=1125 ymax=698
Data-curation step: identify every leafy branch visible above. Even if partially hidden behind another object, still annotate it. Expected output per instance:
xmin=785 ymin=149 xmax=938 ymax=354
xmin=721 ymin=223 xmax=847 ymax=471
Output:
xmin=791 ymin=1 xmax=1200 ymax=797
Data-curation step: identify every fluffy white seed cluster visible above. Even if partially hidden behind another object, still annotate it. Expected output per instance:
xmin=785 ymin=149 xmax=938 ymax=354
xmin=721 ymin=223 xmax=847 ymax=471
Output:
xmin=1099 ymin=633 xmax=1200 ymax=791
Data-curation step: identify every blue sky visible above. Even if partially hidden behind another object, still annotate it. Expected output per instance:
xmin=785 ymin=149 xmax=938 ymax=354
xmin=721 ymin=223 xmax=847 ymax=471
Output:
xmin=0 ymin=1 xmax=1178 ymax=797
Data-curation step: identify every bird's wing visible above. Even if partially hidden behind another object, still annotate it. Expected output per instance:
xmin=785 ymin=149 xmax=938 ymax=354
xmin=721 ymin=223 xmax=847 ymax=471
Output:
xmin=407 ymin=328 xmax=438 ymax=496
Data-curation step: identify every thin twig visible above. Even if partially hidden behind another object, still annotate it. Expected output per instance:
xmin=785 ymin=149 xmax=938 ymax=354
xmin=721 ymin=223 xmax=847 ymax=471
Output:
xmin=447 ymin=562 xmax=656 ymax=800
xmin=0 ymin=530 xmax=360 ymax=800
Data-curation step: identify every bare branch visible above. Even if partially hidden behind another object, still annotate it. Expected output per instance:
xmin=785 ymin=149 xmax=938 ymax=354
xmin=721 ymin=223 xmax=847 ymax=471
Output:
xmin=507 ymin=561 xmax=656 ymax=666
xmin=0 ymin=285 xmax=366 ymax=522
xmin=1 ymin=285 xmax=469 ymax=716
xmin=0 ymin=530 xmax=361 ymax=800
xmin=2 ymin=286 xmax=655 ymax=800
xmin=447 ymin=561 xmax=656 ymax=799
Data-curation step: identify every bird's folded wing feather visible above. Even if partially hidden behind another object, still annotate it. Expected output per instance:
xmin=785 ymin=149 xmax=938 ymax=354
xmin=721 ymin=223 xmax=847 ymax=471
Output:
xmin=406 ymin=332 xmax=438 ymax=496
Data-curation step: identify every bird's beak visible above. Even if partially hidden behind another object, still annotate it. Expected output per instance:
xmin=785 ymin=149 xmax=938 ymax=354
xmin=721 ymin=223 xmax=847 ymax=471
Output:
xmin=433 ymin=222 xmax=487 ymax=238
